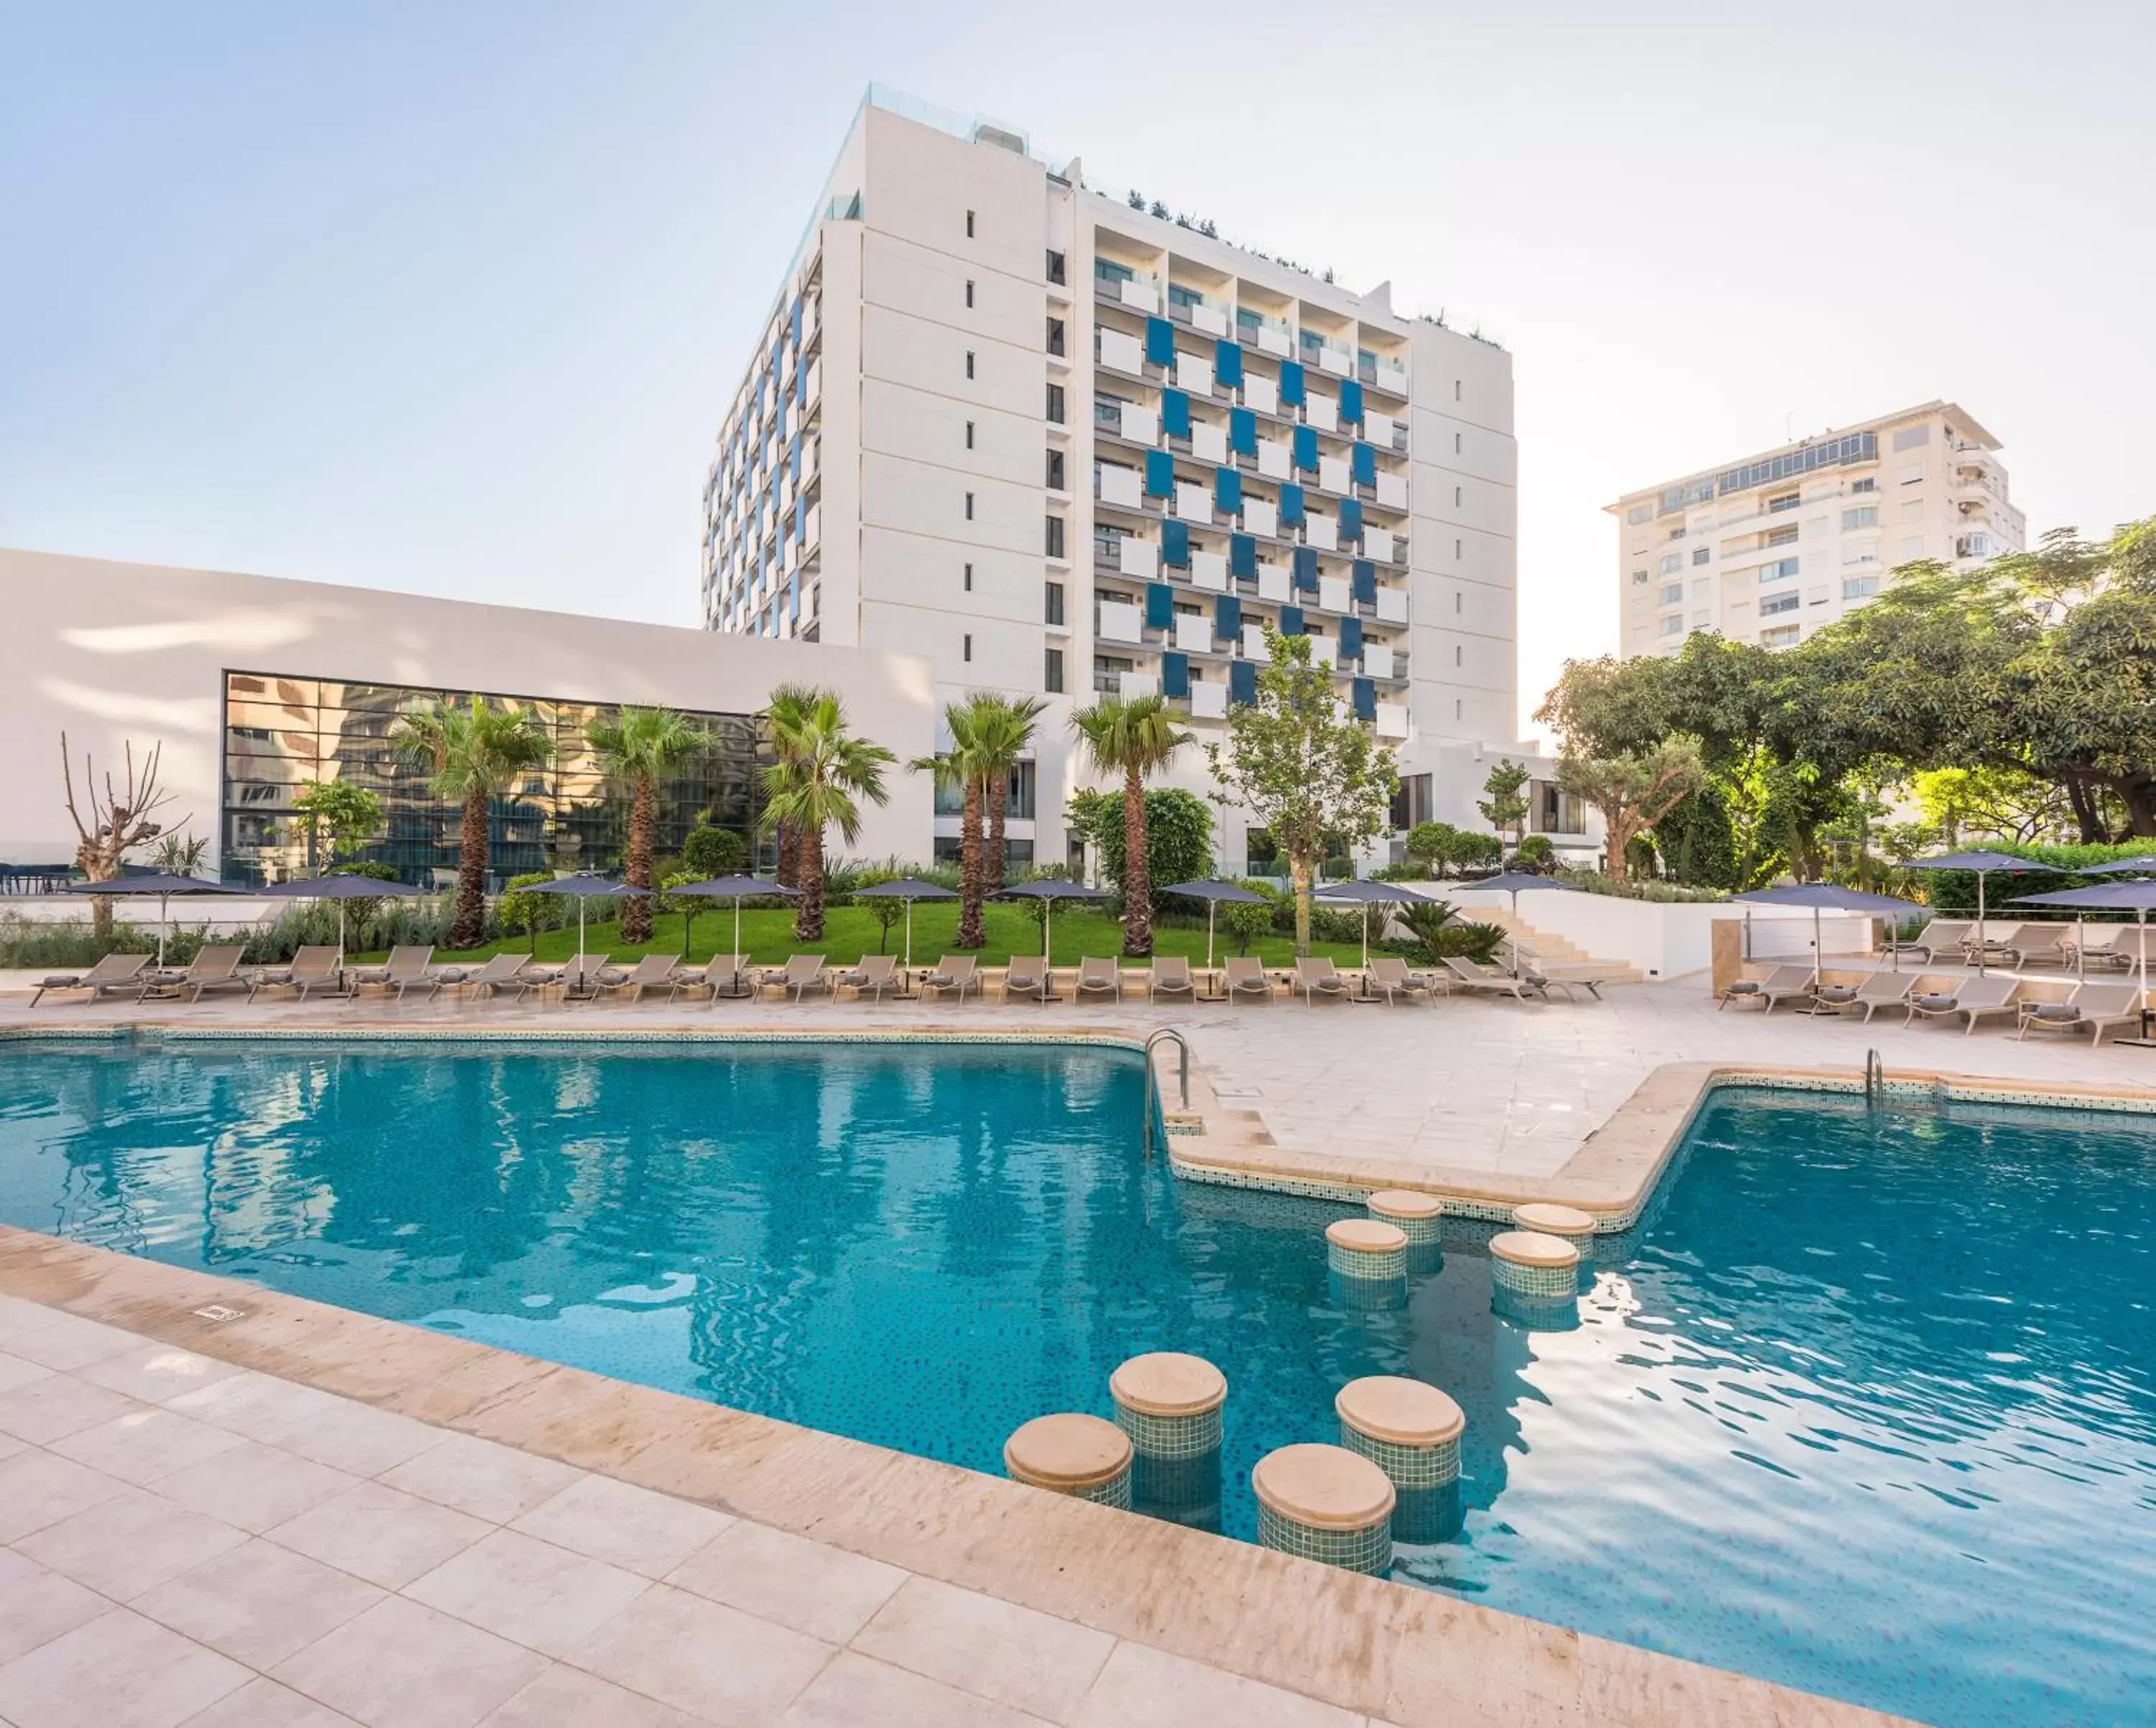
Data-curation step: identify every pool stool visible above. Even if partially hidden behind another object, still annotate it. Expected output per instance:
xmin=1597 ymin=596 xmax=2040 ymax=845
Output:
xmin=1003 ymin=1414 xmax=1133 ymax=1509
xmin=1511 ymin=1201 xmax=1595 ymax=1243
xmin=1488 ymin=1230 xmax=1580 ymax=1300
xmin=1110 ymin=1352 xmax=1227 ymax=1461
xmin=1326 ymin=1218 xmax=1408 ymax=1281
xmin=1252 ymin=1443 xmax=1395 ymax=1574
xmin=1366 ymin=1190 xmax=1442 ymax=1246
xmin=1337 ymin=1375 xmax=1465 ymax=1544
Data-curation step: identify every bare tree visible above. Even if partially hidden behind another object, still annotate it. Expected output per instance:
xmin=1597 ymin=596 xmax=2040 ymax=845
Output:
xmin=61 ymin=733 xmax=184 ymax=939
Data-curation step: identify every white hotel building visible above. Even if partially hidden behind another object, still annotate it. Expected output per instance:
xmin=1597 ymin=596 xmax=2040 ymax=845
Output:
xmin=1608 ymin=401 xmax=2025 ymax=660
xmin=701 ymin=88 xmax=1595 ymax=872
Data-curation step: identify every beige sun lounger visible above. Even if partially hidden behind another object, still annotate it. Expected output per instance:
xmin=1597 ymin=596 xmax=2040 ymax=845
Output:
xmin=597 ymin=954 xmax=681 ymax=1002
xmin=2064 ymin=925 xmax=2153 ymax=972
xmin=376 ymin=945 xmax=446 ymax=1003
xmin=674 ymin=953 xmax=748 ymax=1002
xmin=144 ymin=945 xmax=250 ymax=1003
xmin=1904 ymin=973 xmax=2021 ymax=1034
xmin=1294 ymin=957 xmax=1351 ymax=1002
xmin=29 ymin=952 xmax=151 ymax=1006
xmin=1893 ymin=919 xmax=1972 ymax=964
xmin=1442 ymin=956 xmax=1542 ymax=1002
xmin=763 ymin=954 xmax=829 ymax=1002
xmin=919 ymin=956 xmax=981 ymax=1003
xmin=1719 ymin=964 xmax=1815 ymax=1014
xmin=463 ymin=953 xmax=533 ymax=999
xmin=1367 ymin=957 xmax=1434 ymax=1004
xmin=1963 ymin=921 xmax=2025 ymax=964
xmin=1148 ymin=956 xmax=1194 ymax=1003
xmin=837 ymin=954 xmax=900 ymax=1001
xmin=542 ymin=953 xmax=612 ymax=1003
xmin=2017 ymin=980 xmax=2145 ymax=1045
xmin=1222 ymin=957 xmax=1273 ymax=1003
xmin=1501 ymin=939 xmax=1620 ymax=1000
xmin=1812 ymin=970 xmax=1913 ymax=1022
xmin=1075 ymin=956 xmax=1122 ymax=1001
xmin=1003 ymin=955 xmax=1051 ymax=1002
xmin=2009 ymin=927 xmax=2073 ymax=972
xmin=248 ymin=946 xmax=349 ymax=1004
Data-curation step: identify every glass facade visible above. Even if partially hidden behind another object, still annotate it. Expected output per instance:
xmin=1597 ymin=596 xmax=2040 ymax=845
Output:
xmin=221 ymin=671 xmax=768 ymax=890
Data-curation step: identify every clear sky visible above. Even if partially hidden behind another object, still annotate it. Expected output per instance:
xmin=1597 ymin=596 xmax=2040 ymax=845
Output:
xmin=4 ymin=1 xmax=2150 ymax=732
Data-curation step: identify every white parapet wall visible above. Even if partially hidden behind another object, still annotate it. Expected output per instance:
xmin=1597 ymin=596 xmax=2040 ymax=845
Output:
xmin=1436 ymin=886 xmax=1873 ymax=980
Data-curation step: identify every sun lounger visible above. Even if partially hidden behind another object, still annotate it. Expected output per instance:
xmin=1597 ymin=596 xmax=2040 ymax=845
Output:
xmin=1501 ymin=939 xmax=1620 ymax=1000
xmin=1003 ymin=955 xmax=1051 ymax=1002
xmin=1892 ymin=919 xmax=1972 ymax=964
xmin=673 ymin=953 xmax=748 ymax=1002
xmin=1442 ymin=956 xmax=1543 ymax=1002
xmin=2017 ymin=980 xmax=2145 ymax=1045
xmin=2063 ymin=925 xmax=2152 ymax=973
xmin=29 ymin=952 xmax=150 ymax=1006
xmin=1812 ymin=970 xmax=1914 ymax=1022
xmin=762 ymin=954 xmax=829 ymax=1002
xmin=1294 ymin=957 xmax=1351 ymax=1003
xmin=2009 ymin=927 xmax=2073 ymax=972
xmin=919 ymin=956 xmax=980 ymax=1003
xmin=1075 ymin=956 xmax=1122 ymax=1001
xmin=463 ymin=953 xmax=533 ymax=999
xmin=1222 ymin=957 xmax=1273 ymax=1003
xmin=1720 ymin=963 xmax=1808 ymax=1010
xmin=247 ymin=946 xmax=349 ymax=1004
xmin=837 ymin=954 xmax=900 ymax=1001
xmin=376 ymin=945 xmax=446 ymax=1003
xmin=547 ymin=953 xmax=612 ymax=1003
xmin=143 ymin=945 xmax=250 ymax=1004
xmin=1148 ymin=956 xmax=1195 ymax=1003
xmin=1366 ymin=957 xmax=1435 ymax=1004
xmin=596 ymin=954 xmax=681 ymax=1003
xmin=1963 ymin=922 xmax=2025 ymax=964
xmin=1904 ymin=973 xmax=2021 ymax=1034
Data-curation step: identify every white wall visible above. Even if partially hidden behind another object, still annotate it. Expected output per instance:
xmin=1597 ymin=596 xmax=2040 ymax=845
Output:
xmin=1439 ymin=886 xmax=1868 ymax=979
xmin=0 ymin=549 xmax=939 ymax=868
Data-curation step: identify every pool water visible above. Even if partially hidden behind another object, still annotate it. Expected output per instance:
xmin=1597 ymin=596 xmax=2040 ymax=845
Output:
xmin=1 ymin=1043 xmax=2150 ymax=1726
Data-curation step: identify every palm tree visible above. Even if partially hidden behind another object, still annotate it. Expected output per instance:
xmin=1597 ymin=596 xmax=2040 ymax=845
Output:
xmin=1070 ymin=693 xmax=1192 ymax=957
xmin=586 ymin=705 xmax=708 ymax=943
xmin=973 ymin=694 xmax=1049 ymax=892
xmin=764 ymin=682 xmax=821 ymax=886
xmin=760 ymin=690 xmax=895 ymax=941
xmin=911 ymin=697 xmax=998 ymax=950
xmin=390 ymin=697 xmax=554 ymax=948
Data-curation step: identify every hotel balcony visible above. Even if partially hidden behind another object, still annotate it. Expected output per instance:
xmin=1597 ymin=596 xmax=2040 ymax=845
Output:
xmin=1094 ymin=266 xmax=1161 ymax=313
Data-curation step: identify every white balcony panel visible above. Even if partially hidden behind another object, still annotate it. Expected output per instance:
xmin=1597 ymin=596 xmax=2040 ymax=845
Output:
xmin=1256 ymin=326 xmax=1291 ymax=357
xmin=802 ymin=505 xmax=821 ymax=552
xmin=1120 ymin=279 xmax=1157 ymax=312
xmin=1244 ymin=498 xmax=1278 ymax=540
xmin=1191 ymin=423 xmax=1227 ymax=464
xmin=1319 ymin=576 xmax=1350 ymax=614
xmin=1098 ymin=328 xmax=1144 ymax=374
xmin=1256 ymin=439 xmax=1291 ymax=480
xmin=1118 ymin=537 xmax=1159 ymax=579
xmin=1098 ymin=464 xmax=1142 ymax=509
xmin=1242 ymin=377 xmax=1276 ymax=417
xmin=1364 ymin=527 xmax=1393 ymax=563
xmin=1319 ymin=456 xmax=1350 ymax=495
xmin=1375 ymin=472 xmax=1409 ymax=510
xmin=1256 ymin=566 xmax=1290 ymax=604
xmin=1190 ymin=551 xmax=1227 ymax=592
xmin=1174 ymin=613 xmax=1211 ymax=653
xmin=1174 ymin=480 xmax=1212 ymax=521
xmin=1120 ymin=405 xmax=1158 ymax=445
xmin=1242 ymin=623 xmax=1272 ymax=660
xmin=1315 ymin=345 xmax=1351 ymax=377
xmin=1306 ymin=393 xmax=1338 ymax=433
xmin=1374 ymin=587 xmax=1409 ymax=624
xmin=1306 ymin=515 xmax=1338 ymax=552
xmin=1176 ymin=354 xmax=1215 ymax=396
xmin=1363 ymin=644 xmax=1395 ymax=679
xmin=1120 ymin=670 xmax=1161 ymax=700
xmin=1192 ymin=681 xmax=1228 ymax=720
xmin=1312 ymin=637 xmax=1337 ymax=668
xmin=1364 ymin=410 xmax=1393 ymax=448
xmin=1192 ymin=303 xmax=1227 ymax=336
xmin=804 ymin=360 xmax=821 ymax=405
xmin=1374 ymin=702 xmax=1410 ymax=739
xmin=1098 ymin=601 xmax=1143 ymax=643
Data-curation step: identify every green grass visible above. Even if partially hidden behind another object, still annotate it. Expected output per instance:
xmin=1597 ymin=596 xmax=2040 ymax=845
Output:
xmin=349 ymin=905 xmax=1369 ymax=969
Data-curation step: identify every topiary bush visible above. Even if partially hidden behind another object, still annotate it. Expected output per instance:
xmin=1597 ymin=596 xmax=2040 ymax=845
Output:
xmin=681 ymin=824 xmax=748 ymax=880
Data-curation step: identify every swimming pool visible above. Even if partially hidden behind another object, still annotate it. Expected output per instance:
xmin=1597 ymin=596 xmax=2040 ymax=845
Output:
xmin=1 ymin=1039 xmax=2150 ymax=1725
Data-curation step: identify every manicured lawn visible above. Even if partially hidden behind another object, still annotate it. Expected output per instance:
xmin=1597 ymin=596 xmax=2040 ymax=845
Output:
xmin=350 ymin=904 xmax=1370 ymax=969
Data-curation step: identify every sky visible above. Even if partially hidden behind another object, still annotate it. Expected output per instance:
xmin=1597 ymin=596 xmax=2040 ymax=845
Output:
xmin=4 ymin=1 xmax=2151 ymax=734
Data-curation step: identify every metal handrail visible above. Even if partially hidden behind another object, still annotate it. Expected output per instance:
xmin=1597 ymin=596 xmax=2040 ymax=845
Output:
xmin=1146 ymin=1027 xmax=1190 ymax=1109
xmin=1864 ymin=1048 xmax=1884 ymax=1106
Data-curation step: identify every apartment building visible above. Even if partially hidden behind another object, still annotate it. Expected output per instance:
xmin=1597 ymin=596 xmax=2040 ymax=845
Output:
xmin=701 ymin=88 xmax=1590 ymax=871
xmin=1608 ymin=401 xmax=2025 ymax=659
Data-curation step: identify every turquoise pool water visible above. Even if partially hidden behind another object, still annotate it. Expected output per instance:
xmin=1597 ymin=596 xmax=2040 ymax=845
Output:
xmin=1 ymin=1041 xmax=2150 ymax=1726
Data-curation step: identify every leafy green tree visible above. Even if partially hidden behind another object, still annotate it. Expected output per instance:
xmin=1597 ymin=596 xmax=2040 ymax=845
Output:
xmin=681 ymin=822 xmax=747 ymax=878
xmin=1404 ymin=820 xmax=1456 ymax=876
xmin=148 ymin=833 xmax=211 ymax=878
xmin=1221 ymin=883 xmax=1277 ymax=955
xmin=291 ymin=780 xmax=383 ymax=870
xmin=1206 ymin=628 xmax=1397 ymax=954
xmin=1557 ymin=740 xmax=1706 ymax=883
xmin=1512 ymin=834 xmax=1555 ymax=870
xmin=390 ymin=697 xmax=554 ymax=947
xmin=1077 ymin=787 xmax=1214 ymax=914
xmin=1478 ymin=758 xmax=1531 ymax=849
xmin=658 ymin=869 xmax=709 ymax=957
xmin=499 ymin=870 xmax=563 ymax=954
xmin=1446 ymin=829 xmax=1503 ymax=873
xmin=586 ymin=706 xmax=709 ymax=942
xmin=760 ymin=690 xmax=895 ymax=941
xmin=1072 ymin=693 xmax=1194 ymax=957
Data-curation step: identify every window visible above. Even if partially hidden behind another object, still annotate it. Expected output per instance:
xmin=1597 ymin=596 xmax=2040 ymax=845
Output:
xmin=1455 ymin=698 xmax=1463 ymax=719
xmin=963 ymin=561 xmax=974 ymax=592
xmin=1659 ymin=615 xmax=1684 ymax=637
xmin=962 ymin=633 xmax=972 ymax=663
xmin=964 ymin=351 xmax=975 ymax=380
xmin=1892 ymin=423 xmax=1930 ymax=451
xmin=1843 ymin=576 xmax=1882 ymax=599
xmin=965 ymin=280 xmax=975 ymax=308
xmin=1714 ymin=431 xmax=1876 ymax=497
xmin=1631 ymin=569 xmax=1649 ymax=585
xmin=1454 ymin=379 xmax=1461 ymax=401
xmin=1044 ymin=581 xmax=1064 ymax=625
xmin=964 ymin=492 xmax=975 ymax=520
xmin=1454 ymin=485 xmax=1462 ymax=506
xmin=1044 ymin=648 xmax=1064 ymax=693
xmin=1761 ymin=624 xmax=1800 ymax=648
xmin=1046 ymin=316 xmax=1064 ymax=357
xmin=1766 ymin=525 xmax=1799 ymax=547
xmin=1691 ymin=546 xmax=1710 ymax=566
xmin=1659 ymin=552 xmax=1683 ymax=575
xmin=964 ymin=420 xmax=975 ymax=450
xmin=1455 ymin=431 xmax=1462 ymax=454
xmin=1759 ymin=557 xmax=1800 ymax=582
xmin=965 ymin=209 xmax=975 ymax=238
xmin=1899 ymin=464 xmax=1924 ymax=487
xmin=1046 ymin=383 xmax=1065 ymax=423
xmin=1660 ymin=583 xmax=1684 ymax=606
xmin=1766 ymin=492 xmax=1800 ymax=513
xmin=1902 ymin=536 xmax=1926 ymax=559
xmin=1455 ymin=592 xmax=1462 ymax=614
xmin=1842 ymin=505 xmax=1877 ymax=529
xmin=1760 ymin=591 xmax=1800 ymax=616
xmin=1046 ymin=249 xmax=1065 ymax=285
xmin=1668 ymin=525 xmax=1685 ymax=541
xmin=1851 ymin=477 xmax=1876 ymax=493
xmin=1044 ymin=515 xmax=1064 ymax=558
xmin=1045 ymin=449 xmax=1064 ymax=490
xmin=1626 ymin=503 xmax=1654 ymax=524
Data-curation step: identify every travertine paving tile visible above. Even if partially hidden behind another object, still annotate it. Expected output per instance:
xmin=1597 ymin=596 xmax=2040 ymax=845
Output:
xmin=509 ymin=1471 xmax=732 ymax=1578
xmin=17 ymin=1484 xmax=249 ymax=1601
xmin=0 ymin=1371 xmax=143 ymax=1444
xmin=404 ymin=1529 xmax=652 ymax=1660
xmin=2 ymin=1311 xmax=145 ymax=1372
xmin=260 ymin=1401 xmax=448 ymax=1479
xmin=780 ymin=1650 xmax=1060 ymax=1727
xmin=0 ymin=1607 xmax=250 ymax=1728
xmin=0 ymin=1348 xmax=52 ymax=1394
xmin=175 ymin=1675 xmax=365 ymax=1726
xmin=0 ymin=1447 xmax=128 ymax=1542
xmin=50 ymin=1405 xmax=249 ymax=1487
xmin=169 ymin=1374 xmax=351 ymax=1445
xmin=0 ymin=1548 xmax=109 ymax=1666
xmin=1071 ymin=1641 xmax=1366 ymax=1728
xmin=476 ymin=1663 xmax=704 ymax=1728
xmin=668 ymin=1517 xmax=906 ymax=1644
xmin=77 ymin=1343 xmax=244 ymax=1406
xmin=264 ymin=1481 xmax=491 ymax=1591
xmin=565 ymin=1584 xmax=835 ymax=1722
xmin=134 ymin=1538 xmax=383 ymax=1670
xmin=156 ymin=1440 xmax=359 ymax=1535
xmin=272 ymin=1596 xmax=545 ymax=1728
xmin=376 ymin=1432 xmax=580 ymax=1525
xmin=854 ymin=1576 xmax=1116 ymax=1724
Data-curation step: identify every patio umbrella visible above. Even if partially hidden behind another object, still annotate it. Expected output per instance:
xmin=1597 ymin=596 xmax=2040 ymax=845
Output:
xmin=1314 ymin=878 xmax=1407 ymax=971
xmin=2009 ymin=880 xmax=2156 ymax=1042
xmin=2078 ymin=856 xmax=2156 ymax=876
xmin=63 ymin=872 xmax=243 ymax=968
xmin=994 ymin=878 xmax=1110 ymax=962
xmin=510 ymin=874 xmax=651 ymax=961
xmin=1897 ymin=850 xmax=2047 ymax=975
xmin=665 ymin=875 xmax=801 ymax=962
xmin=1733 ymin=882 xmax=1925 ymax=988
xmin=852 ymin=878 xmax=959 ymax=968
xmin=255 ymin=875 xmax=412 ymax=963
xmin=1161 ymin=878 xmax=1267 ymax=971
xmin=1440 ymin=870 xmax=1581 ymax=976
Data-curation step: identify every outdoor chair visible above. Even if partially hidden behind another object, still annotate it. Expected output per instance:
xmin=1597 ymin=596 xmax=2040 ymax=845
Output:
xmin=1148 ymin=956 xmax=1195 ymax=1003
xmin=763 ymin=955 xmax=829 ymax=1002
xmin=2063 ymin=926 xmax=2148 ymax=973
xmin=247 ymin=946 xmax=349 ymax=1004
xmin=144 ymin=945 xmax=250 ymax=1004
xmin=372 ymin=945 xmax=446 ymax=1003
xmin=673 ymin=953 xmax=747 ymax=1002
xmin=2009 ymin=926 xmax=2073 ymax=973
xmin=596 ymin=954 xmax=681 ymax=1003
xmin=1367 ymin=957 xmax=1435 ymax=1004
xmin=1294 ymin=957 xmax=1351 ymax=1003
xmin=1222 ymin=957 xmax=1273 ymax=1003
xmin=1904 ymin=973 xmax=2022 ymax=1034
xmin=2017 ymin=980 xmax=2145 ymax=1045
xmin=1746 ymin=965 xmax=1821 ymax=1015
xmin=1892 ymin=919 xmax=1972 ymax=965
xmin=1502 ymin=938 xmax=1620 ymax=999
xmin=1442 ymin=956 xmax=1544 ymax=1003
xmin=552 ymin=953 xmax=612 ymax=1003
xmin=1814 ymin=970 xmax=1915 ymax=1022
xmin=919 ymin=955 xmax=981 ymax=1003
xmin=1075 ymin=956 xmax=1122 ymax=1001
xmin=29 ymin=952 xmax=149 ymax=1006
xmin=463 ymin=953 xmax=533 ymax=1000
xmin=1962 ymin=922 xmax=2025 ymax=965
xmin=1003 ymin=955 xmax=1051 ymax=1003
xmin=837 ymin=954 xmax=900 ymax=1002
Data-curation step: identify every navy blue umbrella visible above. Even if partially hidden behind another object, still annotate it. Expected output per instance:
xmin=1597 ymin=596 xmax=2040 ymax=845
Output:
xmin=257 ymin=875 xmax=413 ymax=960
xmin=2011 ymin=881 xmax=2156 ymax=1008
xmin=1442 ymin=870 xmax=1580 ymax=975
xmin=1314 ymin=879 xmax=1411 ymax=970
xmin=1897 ymin=851 xmax=2050 ymax=974
xmin=511 ymin=875 xmax=652 ymax=960
xmin=995 ymin=878 xmax=1110 ymax=960
xmin=2078 ymin=855 xmax=2156 ymax=876
xmin=668 ymin=876 xmax=801 ymax=958
xmin=1161 ymin=878 xmax=1267 ymax=970
xmin=1736 ymin=882 xmax=1926 ymax=984
xmin=852 ymin=878 xmax=959 ymax=967
xmin=63 ymin=872 xmax=243 ymax=967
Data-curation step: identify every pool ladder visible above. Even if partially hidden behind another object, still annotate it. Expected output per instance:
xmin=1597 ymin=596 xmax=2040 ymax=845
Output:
xmin=1143 ymin=1029 xmax=1192 ymax=1162
xmin=1864 ymin=1048 xmax=1884 ymax=1107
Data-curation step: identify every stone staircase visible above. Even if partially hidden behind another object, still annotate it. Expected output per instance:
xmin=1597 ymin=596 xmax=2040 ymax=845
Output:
xmin=1475 ymin=908 xmax=1644 ymax=985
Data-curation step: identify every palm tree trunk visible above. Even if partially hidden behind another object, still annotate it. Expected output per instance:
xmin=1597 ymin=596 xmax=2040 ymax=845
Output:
xmin=621 ymin=776 xmax=655 ymax=944
xmin=794 ymin=824 xmax=825 ymax=941
xmin=986 ymin=771 xmax=1007 ymax=891
xmin=776 ymin=820 xmax=800 ymax=887
xmin=1122 ymin=768 xmax=1151 ymax=957
xmin=451 ymin=787 xmax=490 ymax=948
xmin=957 ymin=777 xmax=985 ymax=949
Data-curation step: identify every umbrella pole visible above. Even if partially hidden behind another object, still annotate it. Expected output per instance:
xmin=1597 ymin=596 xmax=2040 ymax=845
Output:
xmin=734 ymin=896 xmax=742 ymax=961
xmin=904 ymin=900 xmax=913 ymax=970
xmin=579 ymin=900 xmax=587 ymax=962
xmin=2077 ymin=915 xmax=2084 ymax=984
xmin=2141 ymin=909 xmax=2150 ymax=1039
xmin=1976 ymin=872 xmax=1987 ymax=976
xmin=159 ymin=892 xmax=170 ymax=970
xmin=1812 ymin=906 xmax=1822 ymax=991
xmin=1510 ymin=888 xmax=1520 ymax=978
xmin=1207 ymin=902 xmax=1216 ymax=973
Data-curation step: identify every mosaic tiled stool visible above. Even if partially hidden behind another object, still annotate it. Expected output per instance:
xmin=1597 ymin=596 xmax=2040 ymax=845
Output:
xmin=1488 ymin=1229 xmax=1580 ymax=1300
xmin=1367 ymin=1190 xmax=1442 ymax=1246
xmin=1326 ymin=1218 xmax=1408 ymax=1281
xmin=1512 ymin=1203 xmax=1597 ymax=1291
xmin=1336 ymin=1375 xmax=1465 ymax=1545
xmin=1110 ymin=1352 xmax=1227 ymax=1461
xmin=1252 ymin=1443 xmax=1395 ymax=1575
xmin=1003 ymin=1413 xmax=1132 ymax=1509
